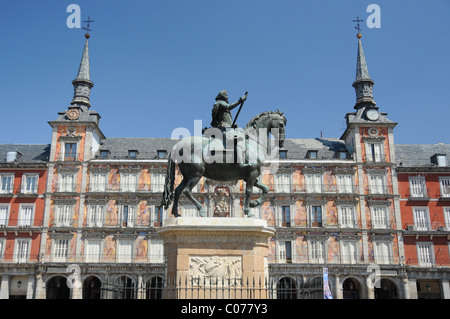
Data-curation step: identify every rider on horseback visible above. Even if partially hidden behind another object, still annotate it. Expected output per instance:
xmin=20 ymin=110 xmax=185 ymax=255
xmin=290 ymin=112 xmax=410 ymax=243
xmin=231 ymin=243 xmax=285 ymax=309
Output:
xmin=210 ymin=90 xmax=251 ymax=167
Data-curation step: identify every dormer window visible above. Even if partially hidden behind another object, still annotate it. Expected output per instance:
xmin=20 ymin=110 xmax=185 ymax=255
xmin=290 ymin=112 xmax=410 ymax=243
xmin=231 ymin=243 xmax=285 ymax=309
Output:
xmin=307 ymin=150 xmax=318 ymax=159
xmin=128 ymin=150 xmax=138 ymax=159
xmin=339 ymin=151 xmax=347 ymax=160
xmin=279 ymin=150 xmax=287 ymax=159
xmin=431 ymin=154 xmax=447 ymax=167
xmin=157 ymin=150 xmax=167 ymax=159
xmin=99 ymin=150 xmax=109 ymax=159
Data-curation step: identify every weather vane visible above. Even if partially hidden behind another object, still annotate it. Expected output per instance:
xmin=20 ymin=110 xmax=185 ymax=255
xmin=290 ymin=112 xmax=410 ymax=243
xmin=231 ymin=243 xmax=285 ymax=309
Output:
xmin=82 ymin=16 xmax=94 ymax=38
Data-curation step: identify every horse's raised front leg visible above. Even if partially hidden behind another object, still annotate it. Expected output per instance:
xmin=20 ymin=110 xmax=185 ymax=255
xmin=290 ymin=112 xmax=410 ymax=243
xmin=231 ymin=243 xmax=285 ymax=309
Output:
xmin=183 ymin=176 xmax=206 ymax=217
xmin=249 ymin=179 xmax=268 ymax=208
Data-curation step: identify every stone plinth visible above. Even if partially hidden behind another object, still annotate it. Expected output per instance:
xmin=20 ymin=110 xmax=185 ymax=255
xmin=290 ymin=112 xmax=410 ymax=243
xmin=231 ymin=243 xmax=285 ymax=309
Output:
xmin=157 ymin=217 xmax=275 ymax=299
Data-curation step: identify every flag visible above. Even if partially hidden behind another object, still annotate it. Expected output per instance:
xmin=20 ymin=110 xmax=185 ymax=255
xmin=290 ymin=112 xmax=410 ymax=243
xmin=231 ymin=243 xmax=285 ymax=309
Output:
xmin=323 ymin=268 xmax=333 ymax=299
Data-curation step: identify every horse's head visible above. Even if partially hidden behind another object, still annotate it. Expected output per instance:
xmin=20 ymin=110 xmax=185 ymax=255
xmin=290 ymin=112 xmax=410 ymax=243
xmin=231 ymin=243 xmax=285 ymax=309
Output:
xmin=272 ymin=110 xmax=286 ymax=148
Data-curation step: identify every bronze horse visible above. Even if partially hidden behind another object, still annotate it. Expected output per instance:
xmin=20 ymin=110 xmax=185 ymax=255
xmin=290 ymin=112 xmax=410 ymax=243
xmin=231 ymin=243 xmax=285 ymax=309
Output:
xmin=161 ymin=110 xmax=286 ymax=218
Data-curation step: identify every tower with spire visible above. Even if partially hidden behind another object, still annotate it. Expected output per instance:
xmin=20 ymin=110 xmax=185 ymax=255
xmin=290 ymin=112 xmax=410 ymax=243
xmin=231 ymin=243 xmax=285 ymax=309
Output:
xmin=341 ymin=30 xmax=404 ymax=267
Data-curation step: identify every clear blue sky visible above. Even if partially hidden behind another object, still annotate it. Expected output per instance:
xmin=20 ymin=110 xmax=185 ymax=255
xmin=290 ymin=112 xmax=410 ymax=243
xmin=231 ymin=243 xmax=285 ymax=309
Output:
xmin=0 ymin=0 xmax=449 ymax=145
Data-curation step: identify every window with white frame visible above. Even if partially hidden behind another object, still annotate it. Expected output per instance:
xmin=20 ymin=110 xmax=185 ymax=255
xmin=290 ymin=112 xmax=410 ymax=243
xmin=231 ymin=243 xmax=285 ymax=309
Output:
xmin=337 ymin=174 xmax=354 ymax=193
xmin=85 ymin=239 xmax=102 ymax=262
xmin=21 ymin=174 xmax=38 ymax=194
xmin=121 ymin=172 xmax=138 ymax=192
xmin=55 ymin=204 xmax=73 ymax=227
xmin=152 ymin=173 xmax=166 ymax=192
xmin=182 ymin=205 xmax=198 ymax=218
xmin=153 ymin=206 xmax=164 ymax=227
xmin=439 ymin=177 xmax=450 ymax=198
xmin=0 ymin=204 xmax=9 ymax=227
xmin=0 ymin=174 xmax=14 ymax=193
xmin=338 ymin=205 xmax=356 ymax=228
xmin=417 ymin=242 xmax=434 ymax=267
xmin=368 ymin=173 xmax=386 ymax=194
xmin=90 ymin=172 xmax=107 ymax=191
xmin=374 ymin=240 xmax=391 ymax=264
xmin=278 ymin=241 xmax=292 ymax=263
xmin=409 ymin=176 xmax=427 ymax=198
xmin=87 ymin=204 xmax=104 ymax=227
xmin=120 ymin=204 xmax=136 ymax=227
xmin=18 ymin=204 xmax=34 ymax=227
xmin=413 ymin=207 xmax=430 ymax=231
xmin=365 ymin=142 xmax=384 ymax=162
xmin=15 ymin=239 xmax=30 ymax=263
xmin=58 ymin=173 xmax=75 ymax=192
xmin=0 ymin=238 xmax=5 ymax=260
xmin=305 ymin=173 xmax=323 ymax=193
xmin=281 ymin=206 xmax=291 ymax=227
xmin=64 ymin=142 xmax=77 ymax=161
xmin=275 ymin=173 xmax=290 ymax=193
xmin=309 ymin=205 xmax=323 ymax=227
xmin=117 ymin=239 xmax=133 ymax=263
xmin=309 ymin=239 xmax=325 ymax=263
xmin=444 ymin=207 xmax=450 ymax=231
xmin=370 ymin=206 xmax=389 ymax=229
xmin=53 ymin=238 xmax=69 ymax=262
xmin=341 ymin=240 xmax=358 ymax=264
xmin=149 ymin=239 xmax=164 ymax=263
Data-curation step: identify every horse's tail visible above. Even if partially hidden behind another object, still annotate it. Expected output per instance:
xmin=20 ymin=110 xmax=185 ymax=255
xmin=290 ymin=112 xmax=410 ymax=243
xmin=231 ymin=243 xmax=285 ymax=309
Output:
xmin=161 ymin=153 xmax=176 ymax=209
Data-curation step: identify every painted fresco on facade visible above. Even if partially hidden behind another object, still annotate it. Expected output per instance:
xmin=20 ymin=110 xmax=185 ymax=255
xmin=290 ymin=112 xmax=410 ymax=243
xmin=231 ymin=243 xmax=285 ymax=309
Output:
xmin=135 ymin=236 xmax=148 ymax=261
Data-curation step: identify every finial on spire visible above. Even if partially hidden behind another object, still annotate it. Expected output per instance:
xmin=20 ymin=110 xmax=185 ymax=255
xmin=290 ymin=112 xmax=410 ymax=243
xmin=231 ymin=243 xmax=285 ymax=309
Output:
xmin=82 ymin=16 xmax=94 ymax=38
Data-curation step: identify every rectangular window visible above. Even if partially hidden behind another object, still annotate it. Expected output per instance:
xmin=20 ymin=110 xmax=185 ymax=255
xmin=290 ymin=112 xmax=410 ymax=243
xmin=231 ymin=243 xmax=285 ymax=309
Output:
xmin=306 ymin=173 xmax=323 ymax=193
xmin=337 ymin=174 xmax=353 ymax=193
xmin=152 ymin=173 xmax=166 ymax=192
xmin=310 ymin=205 xmax=322 ymax=227
xmin=90 ymin=172 xmax=107 ymax=192
xmin=413 ymin=207 xmax=429 ymax=231
xmin=22 ymin=174 xmax=38 ymax=194
xmin=117 ymin=240 xmax=133 ymax=263
xmin=341 ymin=241 xmax=357 ymax=264
xmin=439 ymin=177 xmax=450 ymax=198
xmin=149 ymin=239 xmax=164 ymax=263
xmin=0 ymin=205 xmax=9 ymax=227
xmin=0 ymin=238 xmax=5 ymax=260
xmin=87 ymin=204 xmax=104 ymax=227
xmin=308 ymin=151 xmax=318 ymax=159
xmin=275 ymin=174 xmax=290 ymax=193
xmin=338 ymin=205 xmax=355 ymax=228
xmin=128 ymin=150 xmax=138 ymax=159
xmin=368 ymin=174 xmax=386 ymax=194
xmin=15 ymin=239 xmax=30 ymax=263
xmin=19 ymin=204 xmax=34 ymax=227
xmin=310 ymin=240 xmax=325 ymax=263
xmin=121 ymin=173 xmax=138 ymax=192
xmin=121 ymin=204 xmax=136 ymax=227
xmin=444 ymin=208 xmax=450 ymax=231
xmin=55 ymin=204 xmax=73 ymax=227
xmin=182 ymin=205 xmax=198 ymax=218
xmin=157 ymin=150 xmax=167 ymax=159
xmin=64 ymin=143 xmax=77 ymax=161
xmin=366 ymin=142 xmax=383 ymax=162
xmin=0 ymin=174 xmax=14 ymax=193
xmin=281 ymin=206 xmax=291 ymax=227
xmin=279 ymin=150 xmax=287 ymax=159
xmin=53 ymin=239 xmax=69 ymax=262
xmin=437 ymin=155 xmax=447 ymax=167
xmin=58 ymin=173 xmax=74 ymax=192
xmin=410 ymin=177 xmax=427 ymax=198
xmin=153 ymin=206 xmax=164 ymax=227
xmin=417 ymin=243 xmax=434 ymax=267
xmin=86 ymin=239 xmax=101 ymax=262
xmin=100 ymin=150 xmax=109 ymax=158
xmin=374 ymin=241 xmax=391 ymax=264
xmin=371 ymin=206 xmax=388 ymax=229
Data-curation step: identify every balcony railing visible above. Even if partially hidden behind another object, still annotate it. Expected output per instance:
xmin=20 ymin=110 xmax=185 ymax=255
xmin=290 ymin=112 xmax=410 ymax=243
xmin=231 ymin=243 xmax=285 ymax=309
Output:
xmin=0 ymin=219 xmax=44 ymax=228
xmin=268 ymin=183 xmax=358 ymax=194
xmin=404 ymin=222 xmax=450 ymax=232
xmin=407 ymin=188 xmax=431 ymax=200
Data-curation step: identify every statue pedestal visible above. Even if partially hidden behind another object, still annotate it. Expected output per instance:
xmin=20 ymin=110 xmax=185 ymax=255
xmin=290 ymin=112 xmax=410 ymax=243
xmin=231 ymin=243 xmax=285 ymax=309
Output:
xmin=158 ymin=217 xmax=275 ymax=299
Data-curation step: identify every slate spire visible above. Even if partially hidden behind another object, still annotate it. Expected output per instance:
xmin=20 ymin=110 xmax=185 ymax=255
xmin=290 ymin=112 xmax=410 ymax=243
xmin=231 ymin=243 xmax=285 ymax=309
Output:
xmin=352 ymin=33 xmax=375 ymax=109
xmin=71 ymin=33 xmax=94 ymax=108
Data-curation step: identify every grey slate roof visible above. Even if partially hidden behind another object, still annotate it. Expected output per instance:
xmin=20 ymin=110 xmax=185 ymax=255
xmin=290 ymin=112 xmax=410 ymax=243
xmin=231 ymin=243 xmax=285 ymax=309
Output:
xmin=97 ymin=137 xmax=349 ymax=161
xmin=395 ymin=144 xmax=450 ymax=167
xmin=0 ymin=144 xmax=50 ymax=163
